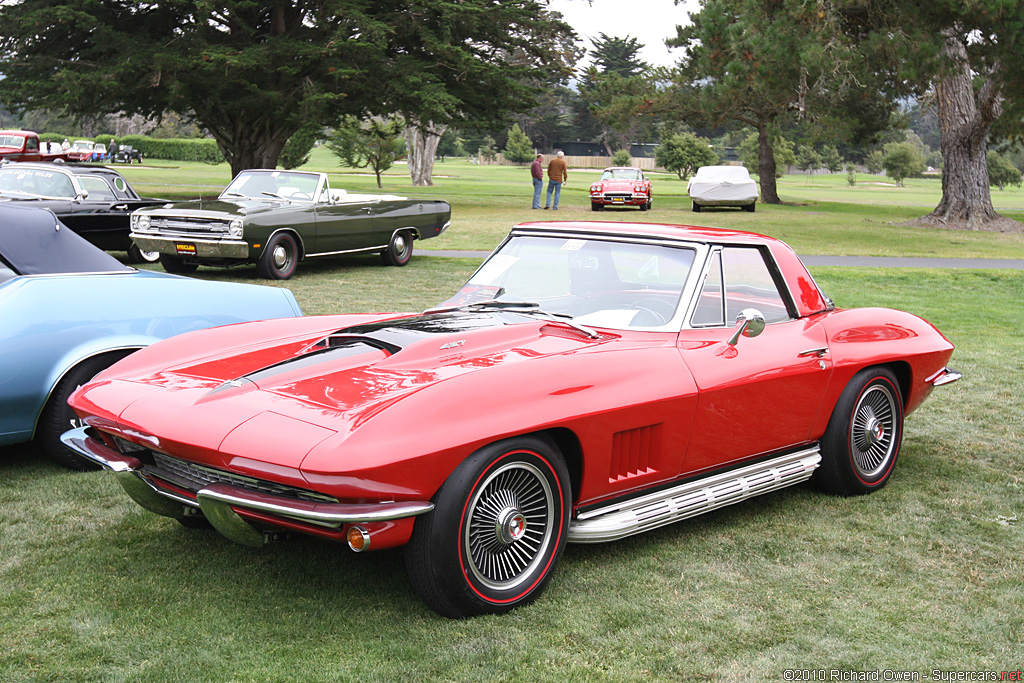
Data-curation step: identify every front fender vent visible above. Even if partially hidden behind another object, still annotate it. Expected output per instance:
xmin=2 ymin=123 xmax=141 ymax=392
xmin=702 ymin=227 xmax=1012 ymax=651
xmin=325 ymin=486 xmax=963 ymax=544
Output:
xmin=609 ymin=424 xmax=662 ymax=482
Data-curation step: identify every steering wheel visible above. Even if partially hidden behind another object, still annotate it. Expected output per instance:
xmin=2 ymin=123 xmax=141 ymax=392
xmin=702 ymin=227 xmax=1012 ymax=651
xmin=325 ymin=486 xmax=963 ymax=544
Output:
xmin=629 ymin=297 xmax=676 ymax=326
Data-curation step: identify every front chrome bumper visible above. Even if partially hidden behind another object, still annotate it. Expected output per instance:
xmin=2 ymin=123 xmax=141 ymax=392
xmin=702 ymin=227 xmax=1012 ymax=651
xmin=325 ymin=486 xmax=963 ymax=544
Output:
xmin=130 ymin=232 xmax=250 ymax=259
xmin=926 ymin=366 xmax=963 ymax=387
xmin=61 ymin=426 xmax=434 ymax=547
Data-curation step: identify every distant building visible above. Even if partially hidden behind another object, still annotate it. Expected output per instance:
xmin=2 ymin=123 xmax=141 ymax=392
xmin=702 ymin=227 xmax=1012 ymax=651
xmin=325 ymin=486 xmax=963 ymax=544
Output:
xmin=554 ymin=142 xmax=659 ymax=159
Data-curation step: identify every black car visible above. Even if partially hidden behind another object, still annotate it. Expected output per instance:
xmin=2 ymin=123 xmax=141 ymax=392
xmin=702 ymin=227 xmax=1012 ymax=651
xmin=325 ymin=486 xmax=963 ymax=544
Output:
xmin=0 ymin=162 xmax=164 ymax=262
xmin=114 ymin=145 xmax=143 ymax=164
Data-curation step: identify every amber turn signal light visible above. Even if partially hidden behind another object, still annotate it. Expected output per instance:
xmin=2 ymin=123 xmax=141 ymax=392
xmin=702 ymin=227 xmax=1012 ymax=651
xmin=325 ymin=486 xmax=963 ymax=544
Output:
xmin=347 ymin=525 xmax=370 ymax=552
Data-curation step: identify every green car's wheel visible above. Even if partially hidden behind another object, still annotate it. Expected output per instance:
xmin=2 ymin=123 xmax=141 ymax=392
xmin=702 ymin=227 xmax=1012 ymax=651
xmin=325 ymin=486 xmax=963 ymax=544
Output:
xmin=381 ymin=230 xmax=413 ymax=267
xmin=159 ymin=254 xmax=198 ymax=274
xmin=257 ymin=232 xmax=299 ymax=280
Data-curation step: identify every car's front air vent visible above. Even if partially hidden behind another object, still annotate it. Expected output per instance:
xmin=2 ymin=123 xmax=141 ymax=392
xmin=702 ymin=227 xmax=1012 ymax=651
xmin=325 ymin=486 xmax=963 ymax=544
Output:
xmin=609 ymin=424 xmax=662 ymax=482
xmin=150 ymin=452 xmax=336 ymax=503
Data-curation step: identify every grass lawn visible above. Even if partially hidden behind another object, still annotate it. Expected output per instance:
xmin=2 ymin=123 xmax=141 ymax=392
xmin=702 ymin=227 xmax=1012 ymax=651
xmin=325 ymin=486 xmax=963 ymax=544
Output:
xmin=1 ymin=159 xmax=1022 ymax=682
xmin=117 ymin=150 xmax=1024 ymax=261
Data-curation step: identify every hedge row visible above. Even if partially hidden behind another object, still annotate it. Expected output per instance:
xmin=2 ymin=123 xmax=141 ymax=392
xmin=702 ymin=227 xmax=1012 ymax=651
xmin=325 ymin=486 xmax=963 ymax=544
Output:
xmin=39 ymin=133 xmax=224 ymax=163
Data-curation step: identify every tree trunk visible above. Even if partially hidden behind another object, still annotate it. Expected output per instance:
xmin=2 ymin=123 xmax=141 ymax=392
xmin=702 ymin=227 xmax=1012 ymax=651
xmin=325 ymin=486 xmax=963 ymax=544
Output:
xmin=922 ymin=30 xmax=1001 ymax=228
xmin=405 ymin=123 xmax=447 ymax=186
xmin=199 ymin=107 xmax=296 ymax=177
xmin=756 ymin=122 xmax=780 ymax=204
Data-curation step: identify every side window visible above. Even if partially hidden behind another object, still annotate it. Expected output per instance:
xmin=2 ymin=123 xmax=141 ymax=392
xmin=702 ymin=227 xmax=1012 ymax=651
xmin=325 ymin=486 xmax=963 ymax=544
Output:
xmin=691 ymin=251 xmax=724 ymax=326
xmin=78 ymin=176 xmax=115 ymax=200
xmin=722 ymin=247 xmax=792 ymax=323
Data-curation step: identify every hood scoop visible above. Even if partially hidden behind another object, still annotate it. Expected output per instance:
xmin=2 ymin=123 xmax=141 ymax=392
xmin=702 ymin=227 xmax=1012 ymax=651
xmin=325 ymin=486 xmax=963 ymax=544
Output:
xmin=327 ymin=311 xmax=505 ymax=350
xmin=202 ymin=339 xmax=389 ymax=400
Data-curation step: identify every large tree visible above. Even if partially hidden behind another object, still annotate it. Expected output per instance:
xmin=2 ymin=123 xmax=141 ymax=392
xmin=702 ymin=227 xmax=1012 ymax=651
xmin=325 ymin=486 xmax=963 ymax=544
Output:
xmin=579 ymin=34 xmax=653 ymax=154
xmin=0 ymin=1 xmax=574 ymax=178
xmin=666 ymin=0 xmax=901 ymax=204
xmin=903 ymin=4 xmax=1024 ymax=230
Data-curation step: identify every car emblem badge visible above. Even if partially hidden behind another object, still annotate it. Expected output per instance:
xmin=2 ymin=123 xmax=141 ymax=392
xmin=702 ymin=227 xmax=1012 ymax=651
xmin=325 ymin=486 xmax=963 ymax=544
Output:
xmin=440 ymin=340 xmax=465 ymax=350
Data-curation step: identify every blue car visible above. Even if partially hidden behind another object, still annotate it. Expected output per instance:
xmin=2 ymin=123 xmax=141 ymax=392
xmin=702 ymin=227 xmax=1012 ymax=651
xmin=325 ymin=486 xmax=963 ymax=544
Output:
xmin=0 ymin=203 xmax=302 ymax=468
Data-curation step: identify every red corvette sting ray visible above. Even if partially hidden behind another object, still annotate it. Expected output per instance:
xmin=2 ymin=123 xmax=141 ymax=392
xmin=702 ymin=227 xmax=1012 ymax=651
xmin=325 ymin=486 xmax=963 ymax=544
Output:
xmin=63 ymin=221 xmax=960 ymax=618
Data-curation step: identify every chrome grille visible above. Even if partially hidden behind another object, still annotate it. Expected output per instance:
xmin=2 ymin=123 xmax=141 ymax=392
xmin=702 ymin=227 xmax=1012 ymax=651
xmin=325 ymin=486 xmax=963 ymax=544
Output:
xmin=149 ymin=217 xmax=230 ymax=235
xmin=150 ymin=452 xmax=336 ymax=503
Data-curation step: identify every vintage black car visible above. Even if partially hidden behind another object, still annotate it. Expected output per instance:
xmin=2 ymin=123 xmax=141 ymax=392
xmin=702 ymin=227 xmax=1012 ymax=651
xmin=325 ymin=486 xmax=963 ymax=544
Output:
xmin=130 ymin=169 xmax=452 ymax=279
xmin=114 ymin=145 xmax=143 ymax=164
xmin=0 ymin=162 xmax=164 ymax=262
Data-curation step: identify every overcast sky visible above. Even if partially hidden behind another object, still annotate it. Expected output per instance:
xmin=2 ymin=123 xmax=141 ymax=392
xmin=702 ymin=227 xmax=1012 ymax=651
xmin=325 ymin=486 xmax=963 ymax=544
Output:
xmin=546 ymin=0 xmax=700 ymax=68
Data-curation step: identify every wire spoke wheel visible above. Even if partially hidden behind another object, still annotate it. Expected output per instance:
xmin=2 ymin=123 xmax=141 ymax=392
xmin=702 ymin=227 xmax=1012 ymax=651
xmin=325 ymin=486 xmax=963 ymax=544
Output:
xmin=850 ymin=384 xmax=897 ymax=478
xmin=816 ymin=367 xmax=904 ymax=496
xmin=405 ymin=436 xmax=569 ymax=617
xmin=464 ymin=461 xmax=554 ymax=591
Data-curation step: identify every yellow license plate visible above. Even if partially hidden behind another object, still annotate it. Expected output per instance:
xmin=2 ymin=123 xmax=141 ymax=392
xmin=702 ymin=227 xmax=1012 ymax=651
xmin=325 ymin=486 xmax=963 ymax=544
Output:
xmin=175 ymin=243 xmax=197 ymax=256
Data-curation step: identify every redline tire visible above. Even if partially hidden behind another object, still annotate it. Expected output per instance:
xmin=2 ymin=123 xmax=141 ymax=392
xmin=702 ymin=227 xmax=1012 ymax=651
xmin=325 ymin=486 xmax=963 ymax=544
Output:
xmin=380 ymin=230 xmax=413 ymax=267
xmin=256 ymin=232 xmax=299 ymax=280
xmin=816 ymin=367 xmax=904 ymax=496
xmin=405 ymin=435 xmax=570 ymax=618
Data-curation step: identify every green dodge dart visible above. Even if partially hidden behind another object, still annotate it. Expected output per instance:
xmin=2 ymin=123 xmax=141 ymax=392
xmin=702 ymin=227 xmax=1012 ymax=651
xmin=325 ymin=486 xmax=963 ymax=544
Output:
xmin=130 ymin=169 xmax=451 ymax=280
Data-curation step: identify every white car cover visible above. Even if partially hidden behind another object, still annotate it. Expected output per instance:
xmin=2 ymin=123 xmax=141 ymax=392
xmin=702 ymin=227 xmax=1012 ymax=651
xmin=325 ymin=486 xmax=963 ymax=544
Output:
xmin=687 ymin=166 xmax=759 ymax=205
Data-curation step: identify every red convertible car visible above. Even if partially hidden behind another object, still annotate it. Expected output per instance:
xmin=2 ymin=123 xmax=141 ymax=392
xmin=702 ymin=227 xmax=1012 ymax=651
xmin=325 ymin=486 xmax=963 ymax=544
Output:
xmin=589 ymin=166 xmax=652 ymax=211
xmin=64 ymin=222 xmax=959 ymax=618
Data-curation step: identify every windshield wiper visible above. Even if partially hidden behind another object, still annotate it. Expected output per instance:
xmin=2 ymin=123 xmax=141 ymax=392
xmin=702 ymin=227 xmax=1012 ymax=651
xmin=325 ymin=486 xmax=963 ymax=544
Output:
xmin=261 ymin=191 xmax=287 ymax=200
xmin=425 ymin=300 xmax=600 ymax=339
xmin=222 ymin=191 xmax=247 ymax=198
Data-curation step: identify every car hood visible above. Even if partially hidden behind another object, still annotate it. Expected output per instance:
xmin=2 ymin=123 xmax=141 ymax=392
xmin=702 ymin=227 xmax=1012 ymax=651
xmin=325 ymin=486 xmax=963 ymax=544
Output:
xmin=139 ymin=198 xmax=303 ymax=219
xmin=83 ymin=311 xmax=613 ymax=471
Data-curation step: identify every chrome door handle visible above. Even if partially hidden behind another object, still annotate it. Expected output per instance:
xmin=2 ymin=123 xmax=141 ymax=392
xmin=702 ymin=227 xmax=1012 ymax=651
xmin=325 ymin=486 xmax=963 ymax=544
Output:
xmin=113 ymin=204 xmax=128 ymax=210
xmin=798 ymin=347 xmax=829 ymax=358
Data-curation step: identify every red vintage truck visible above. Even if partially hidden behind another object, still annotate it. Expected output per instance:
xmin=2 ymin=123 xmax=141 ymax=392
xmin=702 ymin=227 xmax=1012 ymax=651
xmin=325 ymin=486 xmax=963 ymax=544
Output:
xmin=0 ymin=130 xmax=69 ymax=163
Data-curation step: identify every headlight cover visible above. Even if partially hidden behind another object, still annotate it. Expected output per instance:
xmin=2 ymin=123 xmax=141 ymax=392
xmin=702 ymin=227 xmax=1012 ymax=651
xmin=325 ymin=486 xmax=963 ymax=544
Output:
xmin=228 ymin=218 xmax=244 ymax=238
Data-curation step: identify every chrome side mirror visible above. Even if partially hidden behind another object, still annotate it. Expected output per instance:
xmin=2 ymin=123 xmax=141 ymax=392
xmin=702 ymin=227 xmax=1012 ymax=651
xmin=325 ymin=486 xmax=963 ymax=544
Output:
xmin=727 ymin=308 xmax=765 ymax=346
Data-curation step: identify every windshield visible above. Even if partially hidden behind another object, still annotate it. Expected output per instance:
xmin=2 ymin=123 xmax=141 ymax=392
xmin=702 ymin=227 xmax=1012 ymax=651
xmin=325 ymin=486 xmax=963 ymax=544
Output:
xmin=601 ymin=169 xmax=642 ymax=181
xmin=221 ymin=170 xmax=321 ymax=201
xmin=439 ymin=235 xmax=696 ymax=330
xmin=0 ymin=168 xmax=76 ymax=199
xmin=0 ymin=135 xmax=25 ymax=148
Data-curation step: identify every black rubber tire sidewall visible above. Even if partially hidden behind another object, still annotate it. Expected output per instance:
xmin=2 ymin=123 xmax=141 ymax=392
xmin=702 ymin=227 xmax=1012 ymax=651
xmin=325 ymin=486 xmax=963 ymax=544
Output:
xmin=816 ymin=367 xmax=904 ymax=496
xmin=159 ymin=254 xmax=199 ymax=274
xmin=37 ymin=352 xmax=131 ymax=470
xmin=256 ymin=232 xmax=299 ymax=280
xmin=127 ymin=243 xmax=161 ymax=264
xmin=380 ymin=230 xmax=413 ymax=267
xmin=405 ymin=435 xmax=570 ymax=618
